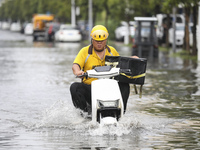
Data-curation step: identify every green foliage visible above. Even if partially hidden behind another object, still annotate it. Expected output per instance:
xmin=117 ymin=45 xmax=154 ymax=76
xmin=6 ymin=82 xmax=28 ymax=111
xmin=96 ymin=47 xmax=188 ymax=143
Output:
xmin=159 ymin=46 xmax=170 ymax=52
xmin=0 ymin=0 xmax=72 ymax=22
xmin=0 ymin=0 xmax=163 ymax=23
xmin=0 ymin=0 xmax=199 ymax=42
xmin=172 ymin=50 xmax=197 ymax=61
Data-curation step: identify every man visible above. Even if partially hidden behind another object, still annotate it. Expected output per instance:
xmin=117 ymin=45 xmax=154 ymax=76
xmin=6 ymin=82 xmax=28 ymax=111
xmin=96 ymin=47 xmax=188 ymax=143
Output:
xmin=70 ymin=25 xmax=136 ymax=114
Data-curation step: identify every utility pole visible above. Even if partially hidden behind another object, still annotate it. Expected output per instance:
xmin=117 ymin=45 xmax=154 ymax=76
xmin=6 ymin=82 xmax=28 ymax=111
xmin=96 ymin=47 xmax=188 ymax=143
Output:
xmin=71 ymin=0 xmax=76 ymax=26
xmin=88 ymin=0 xmax=93 ymax=41
xmin=124 ymin=24 xmax=129 ymax=45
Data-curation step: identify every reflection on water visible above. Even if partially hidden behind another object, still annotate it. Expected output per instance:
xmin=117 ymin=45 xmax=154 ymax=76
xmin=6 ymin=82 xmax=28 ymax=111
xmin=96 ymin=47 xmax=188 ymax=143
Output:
xmin=0 ymin=30 xmax=200 ymax=149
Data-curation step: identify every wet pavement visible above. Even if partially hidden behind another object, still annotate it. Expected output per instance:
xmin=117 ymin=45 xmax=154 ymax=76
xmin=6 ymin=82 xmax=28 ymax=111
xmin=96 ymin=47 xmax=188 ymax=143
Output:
xmin=0 ymin=29 xmax=200 ymax=150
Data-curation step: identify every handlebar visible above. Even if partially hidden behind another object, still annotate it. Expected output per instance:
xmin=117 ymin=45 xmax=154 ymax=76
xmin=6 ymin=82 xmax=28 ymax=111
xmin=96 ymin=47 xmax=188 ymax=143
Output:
xmin=76 ymin=72 xmax=88 ymax=78
xmin=75 ymin=68 xmax=131 ymax=79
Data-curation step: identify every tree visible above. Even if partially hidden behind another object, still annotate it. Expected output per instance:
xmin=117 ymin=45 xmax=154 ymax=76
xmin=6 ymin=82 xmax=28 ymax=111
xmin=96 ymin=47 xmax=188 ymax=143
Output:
xmin=162 ymin=0 xmax=200 ymax=55
xmin=191 ymin=1 xmax=198 ymax=55
xmin=179 ymin=0 xmax=199 ymax=55
xmin=0 ymin=0 xmax=199 ymax=55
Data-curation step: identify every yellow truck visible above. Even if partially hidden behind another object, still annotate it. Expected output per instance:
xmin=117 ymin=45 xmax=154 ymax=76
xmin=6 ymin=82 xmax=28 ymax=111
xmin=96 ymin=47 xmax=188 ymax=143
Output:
xmin=32 ymin=14 xmax=54 ymax=41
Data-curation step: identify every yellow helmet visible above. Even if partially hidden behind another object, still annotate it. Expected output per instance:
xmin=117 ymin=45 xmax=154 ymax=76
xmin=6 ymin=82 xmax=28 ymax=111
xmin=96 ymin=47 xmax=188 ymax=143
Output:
xmin=90 ymin=25 xmax=109 ymax=41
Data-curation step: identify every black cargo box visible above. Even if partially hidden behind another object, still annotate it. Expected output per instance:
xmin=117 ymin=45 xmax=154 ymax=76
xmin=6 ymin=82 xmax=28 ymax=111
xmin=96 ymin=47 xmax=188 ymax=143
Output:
xmin=105 ymin=56 xmax=147 ymax=85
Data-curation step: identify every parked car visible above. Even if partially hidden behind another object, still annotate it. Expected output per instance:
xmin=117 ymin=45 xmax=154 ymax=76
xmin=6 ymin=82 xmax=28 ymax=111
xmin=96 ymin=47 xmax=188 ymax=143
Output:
xmin=44 ymin=22 xmax=60 ymax=41
xmin=1 ymin=21 xmax=10 ymax=30
xmin=77 ymin=20 xmax=89 ymax=40
xmin=10 ymin=22 xmax=22 ymax=32
xmin=24 ymin=23 xmax=33 ymax=35
xmin=168 ymin=23 xmax=193 ymax=46
xmin=20 ymin=22 xmax=28 ymax=34
xmin=156 ymin=14 xmax=185 ymax=44
xmin=55 ymin=24 xmax=82 ymax=42
xmin=115 ymin=21 xmax=135 ymax=41
xmin=168 ymin=23 xmax=184 ymax=46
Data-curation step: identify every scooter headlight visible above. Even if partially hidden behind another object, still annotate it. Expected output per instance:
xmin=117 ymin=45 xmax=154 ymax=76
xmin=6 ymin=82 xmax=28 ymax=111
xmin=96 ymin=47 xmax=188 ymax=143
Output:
xmin=97 ymin=100 xmax=119 ymax=108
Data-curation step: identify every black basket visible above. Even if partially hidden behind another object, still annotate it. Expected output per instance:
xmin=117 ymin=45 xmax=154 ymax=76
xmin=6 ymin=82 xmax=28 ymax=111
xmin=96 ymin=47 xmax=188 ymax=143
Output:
xmin=105 ymin=56 xmax=147 ymax=85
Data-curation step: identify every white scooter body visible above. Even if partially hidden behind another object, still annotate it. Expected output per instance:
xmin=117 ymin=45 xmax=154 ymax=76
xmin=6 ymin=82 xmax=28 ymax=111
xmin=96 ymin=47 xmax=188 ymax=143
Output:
xmin=86 ymin=66 xmax=124 ymax=124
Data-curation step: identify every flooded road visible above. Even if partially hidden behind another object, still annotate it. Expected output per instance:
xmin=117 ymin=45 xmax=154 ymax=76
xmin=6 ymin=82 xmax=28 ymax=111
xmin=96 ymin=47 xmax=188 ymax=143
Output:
xmin=0 ymin=29 xmax=199 ymax=149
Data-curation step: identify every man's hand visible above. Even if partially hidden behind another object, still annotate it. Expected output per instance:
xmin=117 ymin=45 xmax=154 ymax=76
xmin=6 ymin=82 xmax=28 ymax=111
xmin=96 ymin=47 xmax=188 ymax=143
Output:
xmin=72 ymin=64 xmax=84 ymax=77
xmin=131 ymin=55 xmax=139 ymax=59
xmin=75 ymin=70 xmax=85 ymax=77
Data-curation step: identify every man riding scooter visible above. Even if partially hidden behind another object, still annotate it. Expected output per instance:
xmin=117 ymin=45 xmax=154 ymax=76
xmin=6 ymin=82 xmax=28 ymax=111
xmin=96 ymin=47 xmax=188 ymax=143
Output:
xmin=70 ymin=25 xmax=138 ymax=115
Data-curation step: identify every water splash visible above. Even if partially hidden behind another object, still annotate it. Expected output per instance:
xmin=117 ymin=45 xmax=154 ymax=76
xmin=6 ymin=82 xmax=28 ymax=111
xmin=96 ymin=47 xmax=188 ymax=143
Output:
xmin=32 ymin=100 xmax=142 ymax=136
xmin=37 ymin=100 xmax=85 ymax=128
xmin=24 ymin=97 xmax=179 ymax=138
xmin=88 ymin=114 xmax=141 ymax=136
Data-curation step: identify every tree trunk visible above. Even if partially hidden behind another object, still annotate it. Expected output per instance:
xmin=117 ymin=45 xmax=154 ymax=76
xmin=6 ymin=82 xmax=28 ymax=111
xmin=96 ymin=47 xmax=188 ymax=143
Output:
xmin=184 ymin=6 xmax=190 ymax=52
xmin=165 ymin=14 xmax=170 ymax=47
xmin=192 ymin=5 xmax=198 ymax=55
xmin=104 ymin=0 xmax=109 ymax=28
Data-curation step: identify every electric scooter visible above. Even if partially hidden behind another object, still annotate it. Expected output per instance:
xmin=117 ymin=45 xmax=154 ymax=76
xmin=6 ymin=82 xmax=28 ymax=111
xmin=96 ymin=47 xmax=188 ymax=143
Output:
xmin=78 ymin=65 xmax=130 ymax=124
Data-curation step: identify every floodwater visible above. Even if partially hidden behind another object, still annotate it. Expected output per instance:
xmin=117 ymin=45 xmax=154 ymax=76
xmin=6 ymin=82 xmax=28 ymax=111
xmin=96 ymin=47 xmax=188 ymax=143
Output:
xmin=0 ymin=29 xmax=199 ymax=150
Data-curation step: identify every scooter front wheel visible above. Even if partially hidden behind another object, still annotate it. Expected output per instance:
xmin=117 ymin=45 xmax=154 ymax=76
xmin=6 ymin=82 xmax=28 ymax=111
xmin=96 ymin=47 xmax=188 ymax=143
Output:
xmin=97 ymin=108 xmax=121 ymax=123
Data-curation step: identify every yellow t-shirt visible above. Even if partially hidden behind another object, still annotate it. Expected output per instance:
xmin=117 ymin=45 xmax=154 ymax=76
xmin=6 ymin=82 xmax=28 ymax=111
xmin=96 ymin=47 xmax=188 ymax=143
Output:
xmin=73 ymin=45 xmax=119 ymax=85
